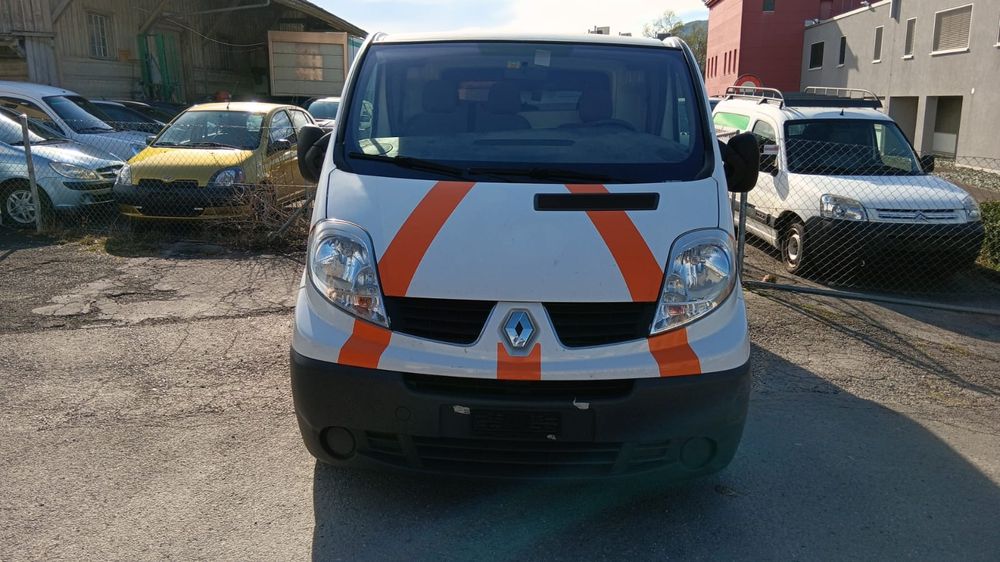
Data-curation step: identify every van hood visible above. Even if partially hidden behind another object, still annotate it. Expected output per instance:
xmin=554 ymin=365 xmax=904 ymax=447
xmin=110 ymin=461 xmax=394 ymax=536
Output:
xmin=324 ymin=172 xmax=722 ymax=302
xmin=792 ymin=173 xmax=971 ymax=210
xmin=129 ymin=146 xmax=255 ymax=185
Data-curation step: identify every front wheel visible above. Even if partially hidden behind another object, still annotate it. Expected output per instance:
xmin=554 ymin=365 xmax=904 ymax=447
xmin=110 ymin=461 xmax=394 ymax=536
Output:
xmin=2 ymin=182 xmax=50 ymax=229
xmin=782 ymin=221 xmax=807 ymax=275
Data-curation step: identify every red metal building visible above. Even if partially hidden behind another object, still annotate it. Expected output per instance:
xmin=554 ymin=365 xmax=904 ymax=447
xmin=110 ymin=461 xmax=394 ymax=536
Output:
xmin=704 ymin=0 xmax=867 ymax=96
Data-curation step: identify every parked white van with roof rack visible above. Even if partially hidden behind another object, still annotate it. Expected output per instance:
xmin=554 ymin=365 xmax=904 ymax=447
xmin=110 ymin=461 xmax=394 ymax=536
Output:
xmin=0 ymin=81 xmax=150 ymax=161
xmin=713 ymin=87 xmax=984 ymax=275
xmin=288 ymin=32 xmax=763 ymax=480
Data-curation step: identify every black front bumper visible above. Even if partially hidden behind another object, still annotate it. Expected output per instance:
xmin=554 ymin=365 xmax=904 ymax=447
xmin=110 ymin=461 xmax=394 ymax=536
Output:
xmin=290 ymin=350 xmax=751 ymax=480
xmin=805 ymin=217 xmax=984 ymax=266
xmin=113 ymin=183 xmax=252 ymax=217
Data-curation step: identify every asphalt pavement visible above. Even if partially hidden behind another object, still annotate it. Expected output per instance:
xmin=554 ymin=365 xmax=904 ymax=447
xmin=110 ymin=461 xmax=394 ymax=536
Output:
xmin=1 ymin=228 xmax=998 ymax=561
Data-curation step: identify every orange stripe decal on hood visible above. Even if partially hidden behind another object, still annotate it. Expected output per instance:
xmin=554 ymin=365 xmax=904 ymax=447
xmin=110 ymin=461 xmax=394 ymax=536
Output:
xmin=648 ymin=328 xmax=702 ymax=377
xmin=497 ymin=343 xmax=542 ymax=380
xmin=379 ymin=181 xmax=476 ymax=296
xmin=338 ymin=319 xmax=392 ymax=369
xmin=565 ymin=184 xmax=662 ymax=302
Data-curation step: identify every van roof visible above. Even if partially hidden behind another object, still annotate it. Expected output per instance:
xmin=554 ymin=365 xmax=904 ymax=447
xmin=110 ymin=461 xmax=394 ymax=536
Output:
xmin=714 ymin=98 xmax=892 ymax=123
xmin=373 ymin=31 xmax=674 ymax=49
xmin=0 ymin=80 xmax=79 ymax=97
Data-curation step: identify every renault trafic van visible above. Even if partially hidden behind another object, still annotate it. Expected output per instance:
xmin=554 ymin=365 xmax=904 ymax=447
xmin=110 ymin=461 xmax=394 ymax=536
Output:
xmin=290 ymin=33 xmax=760 ymax=479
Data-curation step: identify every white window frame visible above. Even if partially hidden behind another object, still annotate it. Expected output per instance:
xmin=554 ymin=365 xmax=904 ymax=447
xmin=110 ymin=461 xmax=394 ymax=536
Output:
xmin=808 ymin=41 xmax=825 ymax=70
xmin=873 ymin=25 xmax=884 ymax=63
xmin=903 ymin=17 xmax=916 ymax=59
xmin=838 ymin=36 xmax=846 ymax=67
xmin=931 ymin=3 xmax=974 ymax=56
xmin=86 ymin=12 xmax=113 ymax=60
xmin=995 ymin=13 xmax=1000 ymax=47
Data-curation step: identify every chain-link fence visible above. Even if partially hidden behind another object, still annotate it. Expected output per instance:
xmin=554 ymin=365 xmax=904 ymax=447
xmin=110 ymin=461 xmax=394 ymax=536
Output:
xmin=733 ymin=133 xmax=1000 ymax=313
xmin=0 ymin=109 xmax=316 ymax=250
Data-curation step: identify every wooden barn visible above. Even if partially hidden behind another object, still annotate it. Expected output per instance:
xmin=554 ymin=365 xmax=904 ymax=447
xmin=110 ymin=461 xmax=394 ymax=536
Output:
xmin=0 ymin=0 xmax=365 ymax=103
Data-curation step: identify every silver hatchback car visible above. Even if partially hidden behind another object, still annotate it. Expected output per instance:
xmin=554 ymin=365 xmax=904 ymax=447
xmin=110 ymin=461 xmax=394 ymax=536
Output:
xmin=0 ymin=108 xmax=123 ymax=227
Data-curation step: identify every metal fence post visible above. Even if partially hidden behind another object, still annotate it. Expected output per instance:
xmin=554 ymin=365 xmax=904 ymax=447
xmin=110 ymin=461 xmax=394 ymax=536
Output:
xmin=19 ymin=114 xmax=43 ymax=234
xmin=736 ymin=191 xmax=748 ymax=281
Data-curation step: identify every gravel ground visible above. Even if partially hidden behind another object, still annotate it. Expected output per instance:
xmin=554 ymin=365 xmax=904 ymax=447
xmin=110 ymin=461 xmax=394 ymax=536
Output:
xmin=935 ymin=158 xmax=1000 ymax=195
xmin=1 ymin=228 xmax=999 ymax=561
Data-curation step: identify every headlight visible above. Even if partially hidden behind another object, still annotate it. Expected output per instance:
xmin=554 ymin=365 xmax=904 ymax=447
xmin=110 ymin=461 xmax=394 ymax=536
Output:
xmin=651 ymin=229 xmax=736 ymax=334
xmin=49 ymin=162 xmax=100 ymax=180
xmin=208 ymin=167 xmax=246 ymax=187
xmin=115 ymin=164 xmax=132 ymax=187
xmin=308 ymin=219 xmax=388 ymax=327
xmin=962 ymin=195 xmax=981 ymax=221
xmin=820 ymin=194 xmax=867 ymax=221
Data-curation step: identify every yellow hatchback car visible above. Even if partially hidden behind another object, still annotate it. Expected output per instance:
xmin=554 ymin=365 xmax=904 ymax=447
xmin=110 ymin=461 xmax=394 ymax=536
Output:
xmin=113 ymin=102 xmax=315 ymax=220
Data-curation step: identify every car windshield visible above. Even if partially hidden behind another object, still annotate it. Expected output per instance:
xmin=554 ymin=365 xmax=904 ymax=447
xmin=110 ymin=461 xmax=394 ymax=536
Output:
xmin=308 ymin=100 xmax=340 ymax=120
xmin=0 ymin=109 xmax=63 ymax=144
xmin=153 ymin=110 xmax=264 ymax=149
xmin=784 ymin=119 xmax=921 ymax=176
xmin=338 ymin=41 xmax=708 ymax=183
xmin=43 ymin=95 xmax=115 ymax=133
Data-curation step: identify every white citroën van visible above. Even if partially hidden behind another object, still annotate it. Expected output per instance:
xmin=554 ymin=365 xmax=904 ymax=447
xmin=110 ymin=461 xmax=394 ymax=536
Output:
xmin=290 ymin=32 xmax=761 ymax=479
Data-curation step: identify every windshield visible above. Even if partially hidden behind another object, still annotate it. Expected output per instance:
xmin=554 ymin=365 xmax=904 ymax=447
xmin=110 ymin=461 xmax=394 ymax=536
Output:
xmin=153 ymin=111 xmax=263 ymax=149
xmin=308 ymin=100 xmax=340 ymax=120
xmin=784 ymin=119 xmax=921 ymax=176
xmin=0 ymin=109 xmax=63 ymax=144
xmin=43 ymin=95 xmax=115 ymax=133
xmin=338 ymin=41 xmax=708 ymax=183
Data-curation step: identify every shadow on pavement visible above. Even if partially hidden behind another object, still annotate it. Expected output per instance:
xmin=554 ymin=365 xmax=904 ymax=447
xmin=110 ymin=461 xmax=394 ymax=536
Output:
xmin=309 ymin=346 xmax=1000 ymax=560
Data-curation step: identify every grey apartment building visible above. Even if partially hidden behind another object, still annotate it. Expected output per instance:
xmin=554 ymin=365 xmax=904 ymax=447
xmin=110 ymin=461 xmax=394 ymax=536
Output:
xmin=800 ymin=0 xmax=1000 ymax=163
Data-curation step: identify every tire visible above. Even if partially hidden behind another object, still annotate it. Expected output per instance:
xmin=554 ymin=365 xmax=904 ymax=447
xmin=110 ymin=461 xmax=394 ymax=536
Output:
xmin=782 ymin=221 xmax=808 ymax=275
xmin=1 ymin=182 xmax=51 ymax=229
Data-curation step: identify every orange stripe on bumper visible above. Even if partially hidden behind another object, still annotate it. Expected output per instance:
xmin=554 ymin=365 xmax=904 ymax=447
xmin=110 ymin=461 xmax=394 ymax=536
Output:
xmin=565 ymin=184 xmax=662 ymax=302
xmin=378 ymin=181 xmax=476 ymax=296
xmin=497 ymin=343 xmax=542 ymax=380
xmin=338 ymin=319 xmax=392 ymax=369
xmin=648 ymin=328 xmax=702 ymax=377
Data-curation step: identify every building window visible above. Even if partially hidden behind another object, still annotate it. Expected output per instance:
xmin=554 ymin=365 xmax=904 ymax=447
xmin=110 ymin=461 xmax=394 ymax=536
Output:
xmin=763 ymin=0 xmax=775 ymax=12
xmin=809 ymin=42 xmax=824 ymax=70
xmin=904 ymin=18 xmax=916 ymax=57
xmin=932 ymin=4 xmax=972 ymax=54
xmin=873 ymin=26 xmax=884 ymax=62
xmin=87 ymin=13 xmax=112 ymax=59
xmin=838 ymin=36 xmax=847 ymax=65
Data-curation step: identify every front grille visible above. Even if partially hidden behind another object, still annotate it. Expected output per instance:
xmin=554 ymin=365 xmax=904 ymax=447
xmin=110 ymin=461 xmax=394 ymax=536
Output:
xmin=137 ymin=178 xmax=200 ymax=190
xmin=65 ymin=181 xmax=114 ymax=191
xmin=362 ymin=432 xmax=675 ymax=477
xmin=544 ymin=302 xmax=657 ymax=348
xmin=404 ymin=373 xmax=634 ymax=400
xmin=875 ymin=208 xmax=959 ymax=221
xmin=383 ymin=296 xmax=495 ymax=345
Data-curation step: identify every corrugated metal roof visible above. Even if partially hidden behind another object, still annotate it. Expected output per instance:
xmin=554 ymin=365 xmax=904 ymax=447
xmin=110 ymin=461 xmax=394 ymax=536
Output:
xmin=273 ymin=0 xmax=366 ymax=37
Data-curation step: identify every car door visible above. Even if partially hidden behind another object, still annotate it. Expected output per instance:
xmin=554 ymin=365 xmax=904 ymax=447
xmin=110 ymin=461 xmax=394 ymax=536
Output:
xmin=748 ymin=118 xmax=784 ymax=231
xmin=262 ymin=110 xmax=298 ymax=200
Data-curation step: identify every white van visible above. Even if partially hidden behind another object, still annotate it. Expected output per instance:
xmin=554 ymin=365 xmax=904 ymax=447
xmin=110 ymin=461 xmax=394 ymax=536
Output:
xmin=290 ymin=33 xmax=761 ymax=479
xmin=713 ymin=87 xmax=983 ymax=275
xmin=0 ymin=81 xmax=150 ymax=161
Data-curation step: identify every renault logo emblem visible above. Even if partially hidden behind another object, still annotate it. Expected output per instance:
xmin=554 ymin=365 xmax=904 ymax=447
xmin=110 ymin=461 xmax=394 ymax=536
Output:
xmin=503 ymin=310 xmax=535 ymax=349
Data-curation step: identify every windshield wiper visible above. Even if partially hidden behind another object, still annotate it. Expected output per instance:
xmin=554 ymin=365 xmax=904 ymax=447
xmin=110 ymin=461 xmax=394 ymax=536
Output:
xmin=189 ymin=141 xmax=242 ymax=149
xmin=348 ymin=151 xmax=469 ymax=179
xmin=79 ymin=127 xmax=113 ymax=133
xmin=466 ymin=166 xmax=613 ymax=183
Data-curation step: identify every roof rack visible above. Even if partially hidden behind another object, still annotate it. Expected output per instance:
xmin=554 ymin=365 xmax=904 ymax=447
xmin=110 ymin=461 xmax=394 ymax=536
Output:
xmin=722 ymin=86 xmax=883 ymax=110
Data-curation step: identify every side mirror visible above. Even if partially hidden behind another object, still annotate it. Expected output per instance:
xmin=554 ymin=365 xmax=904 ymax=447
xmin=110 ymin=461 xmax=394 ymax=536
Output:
xmin=919 ymin=154 xmax=935 ymax=173
xmin=297 ymin=124 xmax=330 ymax=183
xmin=145 ymin=136 xmax=155 ymax=146
xmin=760 ymin=144 xmax=779 ymax=176
xmin=269 ymin=138 xmax=293 ymax=153
xmin=722 ymin=132 xmax=760 ymax=193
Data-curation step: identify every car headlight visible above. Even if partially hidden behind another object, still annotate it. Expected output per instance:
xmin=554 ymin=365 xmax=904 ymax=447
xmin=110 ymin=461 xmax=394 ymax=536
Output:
xmin=820 ymin=194 xmax=867 ymax=221
xmin=308 ymin=219 xmax=388 ymax=327
xmin=651 ymin=229 xmax=736 ymax=334
xmin=962 ymin=195 xmax=981 ymax=221
xmin=115 ymin=164 xmax=132 ymax=187
xmin=208 ymin=167 xmax=246 ymax=187
xmin=49 ymin=162 xmax=101 ymax=180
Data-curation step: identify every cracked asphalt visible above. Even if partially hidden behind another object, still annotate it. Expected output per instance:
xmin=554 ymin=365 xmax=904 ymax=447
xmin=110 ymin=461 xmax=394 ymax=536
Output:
xmin=1 ymin=228 xmax=999 ymax=561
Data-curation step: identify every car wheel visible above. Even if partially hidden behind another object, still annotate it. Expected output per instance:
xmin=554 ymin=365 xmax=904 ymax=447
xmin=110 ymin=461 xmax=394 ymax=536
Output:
xmin=782 ymin=221 xmax=807 ymax=275
xmin=1 ymin=182 xmax=50 ymax=229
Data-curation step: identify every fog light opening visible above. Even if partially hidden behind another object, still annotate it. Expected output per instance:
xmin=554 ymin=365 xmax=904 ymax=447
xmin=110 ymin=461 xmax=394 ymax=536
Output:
xmin=321 ymin=426 xmax=356 ymax=459
xmin=680 ymin=437 xmax=717 ymax=470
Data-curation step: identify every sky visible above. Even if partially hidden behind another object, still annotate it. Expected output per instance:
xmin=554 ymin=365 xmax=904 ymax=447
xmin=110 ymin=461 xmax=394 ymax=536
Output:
xmin=315 ymin=0 xmax=709 ymax=37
